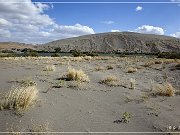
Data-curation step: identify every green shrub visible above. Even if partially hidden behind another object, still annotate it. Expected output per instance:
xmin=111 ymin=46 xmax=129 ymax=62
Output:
xmin=84 ymin=52 xmax=99 ymax=57
xmin=24 ymin=52 xmax=39 ymax=57
xmin=51 ymin=53 xmax=60 ymax=57
xmin=71 ymin=50 xmax=86 ymax=57
xmin=2 ymin=50 xmax=14 ymax=53
xmin=157 ymin=52 xmax=180 ymax=59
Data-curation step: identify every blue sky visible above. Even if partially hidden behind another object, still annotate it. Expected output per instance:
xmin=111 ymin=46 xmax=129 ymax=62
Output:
xmin=43 ymin=2 xmax=180 ymax=34
xmin=0 ymin=0 xmax=180 ymax=43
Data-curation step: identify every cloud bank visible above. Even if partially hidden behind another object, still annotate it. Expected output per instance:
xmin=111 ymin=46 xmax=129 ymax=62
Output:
xmin=0 ymin=0 xmax=95 ymax=44
xmin=170 ymin=32 xmax=180 ymax=38
xmin=135 ymin=25 xmax=164 ymax=35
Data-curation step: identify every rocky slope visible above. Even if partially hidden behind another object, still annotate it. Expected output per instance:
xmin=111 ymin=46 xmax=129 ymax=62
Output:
xmin=40 ymin=32 xmax=180 ymax=53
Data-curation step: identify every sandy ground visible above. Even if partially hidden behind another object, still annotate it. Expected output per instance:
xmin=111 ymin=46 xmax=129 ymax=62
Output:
xmin=0 ymin=56 xmax=180 ymax=135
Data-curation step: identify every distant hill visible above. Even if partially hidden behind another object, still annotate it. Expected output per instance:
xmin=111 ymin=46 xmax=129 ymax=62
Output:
xmin=0 ymin=42 xmax=35 ymax=50
xmin=1 ymin=32 xmax=180 ymax=54
xmin=39 ymin=32 xmax=180 ymax=53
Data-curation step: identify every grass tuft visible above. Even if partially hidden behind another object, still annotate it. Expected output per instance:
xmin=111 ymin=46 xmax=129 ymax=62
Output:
xmin=0 ymin=86 xmax=38 ymax=112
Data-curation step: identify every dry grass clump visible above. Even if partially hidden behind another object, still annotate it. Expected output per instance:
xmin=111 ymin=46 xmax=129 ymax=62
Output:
xmin=0 ymin=86 xmax=38 ymax=111
xmin=83 ymin=56 xmax=92 ymax=60
xmin=70 ymin=57 xmax=83 ymax=62
xmin=44 ymin=65 xmax=55 ymax=71
xmin=100 ymin=76 xmax=121 ymax=87
xmin=66 ymin=68 xmax=89 ymax=82
xmin=127 ymin=67 xmax=137 ymax=73
xmin=152 ymin=82 xmax=175 ymax=97
xmin=163 ymin=59 xmax=175 ymax=64
xmin=143 ymin=61 xmax=155 ymax=67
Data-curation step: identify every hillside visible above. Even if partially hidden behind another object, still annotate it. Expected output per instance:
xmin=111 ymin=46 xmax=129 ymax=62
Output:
xmin=0 ymin=42 xmax=35 ymax=50
xmin=39 ymin=32 xmax=180 ymax=53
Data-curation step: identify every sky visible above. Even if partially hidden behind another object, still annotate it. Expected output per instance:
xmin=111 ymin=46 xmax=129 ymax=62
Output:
xmin=0 ymin=0 xmax=180 ymax=44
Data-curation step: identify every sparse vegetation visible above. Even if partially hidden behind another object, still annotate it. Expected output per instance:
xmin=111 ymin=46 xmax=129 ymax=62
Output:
xmin=51 ymin=53 xmax=60 ymax=57
xmin=30 ymin=121 xmax=49 ymax=134
xmin=24 ymin=52 xmax=39 ymax=57
xmin=157 ymin=52 xmax=180 ymax=59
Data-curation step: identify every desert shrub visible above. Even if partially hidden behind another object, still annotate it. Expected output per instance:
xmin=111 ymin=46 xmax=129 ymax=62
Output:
xmin=2 ymin=50 xmax=14 ymax=53
xmin=54 ymin=47 xmax=61 ymax=53
xmin=0 ymin=53 xmax=16 ymax=57
xmin=66 ymin=68 xmax=89 ymax=82
xmin=0 ymin=86 xmax=38 ymax=111
xmin=127 ymin=67 xmax=137 ymax=73
xmin=84 ymin=52 xmax=99 ymax=57
xmin=71 ymin=50 xmax=86 ymax=57
xmin=24 ymin=52 xmax=39 ymax=57
xmin=21 ymin=48 xmax=36 ymax=53
xmin=152 ymin=82 xmax=175 ymax=97
xmin=118 ymin=53 xmax=126 ymax=57
xmin=157 ymin=52 xmax=180 ymax=59
xmin=51 ymin=53 xmax=60 ymax=57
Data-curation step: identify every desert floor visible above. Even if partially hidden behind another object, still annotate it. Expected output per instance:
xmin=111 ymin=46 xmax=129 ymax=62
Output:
xmin=0 ymin=56 xmax=180 ymax=135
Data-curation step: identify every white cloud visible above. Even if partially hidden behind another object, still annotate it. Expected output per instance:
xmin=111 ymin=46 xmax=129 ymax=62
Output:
xmin=111 ymin=29 xmax=121 ymax=32
xmin=0 ymin=0 xmax=95 ymax=44
xmin=170 ymin=32 xmax=180 ymax=38
xmin=0 ymin=18 xmax=11 ymax=26
xmin=136 ymin=6 xmax=143 ymax=11
xmin=135 ymin=25 xmax=164 ymax=35
xmin=53 ymin=24 xmax=95 ymax=36
xmin=101 ymin=21 xmax=115 ymax=25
